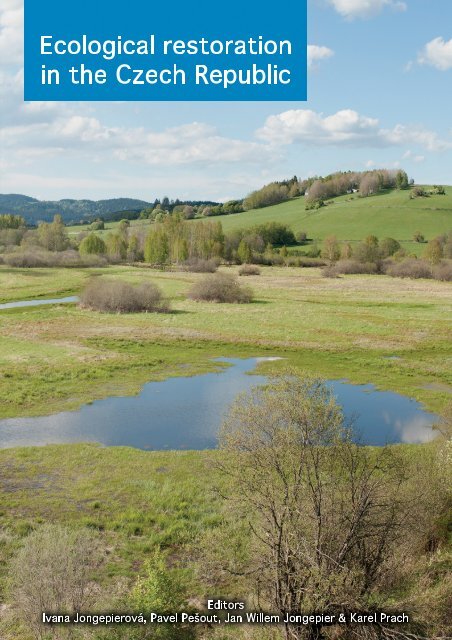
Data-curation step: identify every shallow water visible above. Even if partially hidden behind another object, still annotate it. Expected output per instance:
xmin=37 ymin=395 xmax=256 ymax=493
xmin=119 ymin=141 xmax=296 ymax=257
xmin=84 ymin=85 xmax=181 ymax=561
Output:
xmin=0 ymin=296 xmax=78 ymax=310
xmin=0 ymin=358 xmax=438 ymax=450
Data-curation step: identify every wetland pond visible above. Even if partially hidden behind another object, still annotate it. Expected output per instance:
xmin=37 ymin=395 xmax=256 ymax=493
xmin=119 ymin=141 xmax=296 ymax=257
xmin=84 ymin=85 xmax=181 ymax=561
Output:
xmin=0 ymin=357 xmax=438 ymax=450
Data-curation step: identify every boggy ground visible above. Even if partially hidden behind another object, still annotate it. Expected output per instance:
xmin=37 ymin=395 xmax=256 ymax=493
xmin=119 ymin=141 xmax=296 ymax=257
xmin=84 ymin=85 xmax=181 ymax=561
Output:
xmin=0 ymin=264 xmax=451 ymax=419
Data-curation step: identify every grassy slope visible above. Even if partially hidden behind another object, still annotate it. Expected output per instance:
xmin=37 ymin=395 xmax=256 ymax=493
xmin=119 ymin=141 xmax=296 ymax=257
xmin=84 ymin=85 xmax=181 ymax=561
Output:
xmin=206 ymin=186 xmax=452 ymax=255
xmin=67 ymin=187 xmax=452 ymax=253
xmin=0 ymin=265 xmax=450 ymax=418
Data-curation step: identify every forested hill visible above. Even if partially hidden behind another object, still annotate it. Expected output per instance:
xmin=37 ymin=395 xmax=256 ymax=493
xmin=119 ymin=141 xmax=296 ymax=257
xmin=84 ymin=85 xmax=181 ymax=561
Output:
xmin=0 ymin=195 xmax=152 ymax=224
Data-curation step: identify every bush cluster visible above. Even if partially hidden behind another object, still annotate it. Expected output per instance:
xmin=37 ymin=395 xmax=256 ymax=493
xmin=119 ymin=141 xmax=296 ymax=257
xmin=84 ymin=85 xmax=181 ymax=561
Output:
xmin=385 ymin=259 xmax=432 ymax=279
xmin=182 ymin=257 xmax=219 ymax=273
xmin=188 ymin=272 xmax=253 ymax=303
xmin=324 ymin=257 xmax=452 ymax=281
xmin=239 ymin=264 xmax=261 ymax=276
xmin=327 ymin=259 xmax=380 ymax=275
xmin=238 ymin=264 xmax=261 ymax=276
xmin=80 ymin=278 xmax=169 ymax=313
xmin=2 ymin=249 xmax=106 ymax=268
xmin=386 ymin=259 xmax=452 ymax=281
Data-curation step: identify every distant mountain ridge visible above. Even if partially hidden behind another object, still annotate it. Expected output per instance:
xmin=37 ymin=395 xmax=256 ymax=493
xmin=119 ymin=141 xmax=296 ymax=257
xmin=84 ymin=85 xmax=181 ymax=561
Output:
xmin=0 ymin=194 xmax=153 ymax=224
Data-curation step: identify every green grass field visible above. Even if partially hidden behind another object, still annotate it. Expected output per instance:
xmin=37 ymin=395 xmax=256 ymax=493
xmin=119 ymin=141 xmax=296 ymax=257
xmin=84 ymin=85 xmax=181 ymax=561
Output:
xmin=216 ymin=186 xmax=452 ymax=252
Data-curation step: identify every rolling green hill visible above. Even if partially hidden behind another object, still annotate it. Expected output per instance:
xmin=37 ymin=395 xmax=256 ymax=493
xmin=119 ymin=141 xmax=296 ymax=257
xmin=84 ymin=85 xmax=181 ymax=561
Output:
xmin=217 ymin=186 xmax=452 ymax=252
xmin=66 ymin=186 xmax=452 ymax=256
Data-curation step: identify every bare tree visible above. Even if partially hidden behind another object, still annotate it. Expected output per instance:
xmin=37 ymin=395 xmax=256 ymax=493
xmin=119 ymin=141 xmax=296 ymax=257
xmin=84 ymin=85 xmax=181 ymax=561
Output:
xmin=10 ymin=524 xmax=103 ymax=639
xmin=218 ymin=371 xmax=421 ymax=640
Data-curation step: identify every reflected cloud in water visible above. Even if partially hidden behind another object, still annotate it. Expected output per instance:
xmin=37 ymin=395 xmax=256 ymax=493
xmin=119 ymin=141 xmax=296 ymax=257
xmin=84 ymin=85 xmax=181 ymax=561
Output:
xmin=0 ymin=358 xmax=438 ymax=450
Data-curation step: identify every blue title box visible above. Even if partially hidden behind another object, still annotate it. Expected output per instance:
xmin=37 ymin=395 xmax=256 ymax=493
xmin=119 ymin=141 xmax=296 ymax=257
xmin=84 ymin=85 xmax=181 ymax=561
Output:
xmin=24 ymin=0 xmax=307 ymax=101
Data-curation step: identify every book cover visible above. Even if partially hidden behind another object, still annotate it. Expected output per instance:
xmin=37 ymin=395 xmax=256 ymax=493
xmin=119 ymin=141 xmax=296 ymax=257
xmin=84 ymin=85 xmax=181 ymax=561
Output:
xmin=0 ymin=1 xmax=450 ymax=638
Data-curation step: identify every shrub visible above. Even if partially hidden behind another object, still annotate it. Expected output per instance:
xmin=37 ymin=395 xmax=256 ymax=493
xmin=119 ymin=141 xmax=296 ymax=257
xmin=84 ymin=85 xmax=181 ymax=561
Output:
xmin=188 ymin=272 xmax=252 ymax=303
xmin=3 ymin=249 xmax=107 ymax=268
xmin=282 ymin=256 xmax=327 ymax=268
xmin=321 ymin=235 xmax=340 ymax=262
xmin=353 ymin=239 xmax=380 ymax=264
xmin=386 ymin=258 xmax=432 ymax=279
xmin=130 ymin=550 xmax=191 ymax=640
xmin=424 ymin=238 xmax=444 ymax=265
xmin=296 ymin=257 xmax=327 ymax=267
xmin=321 ymin=265 xmax=340 ymax=278
xmin=252 ymin=222 xmax=296 ymax=247
xmin=265 ymin=253 xmax=285 ymax=266
xmin=296 ymin=231 xmax=308 ymax=244
xmin=3 ymin=251 xmax=48 ymax=268
xmin=334 ymin=259 xmax=379 ymax=275
xmin=305 ymin=243 xmax=321 ymax=258
xmin=238 ymin=264 xmax=261 ymax=276
xmin=89 ymin=219 xmax=105 ymax=231
xmin=237 ymin=239 xmax=253 ymax=264
xmin=79 ymin=233 xmax=107 ymax=256
xmin=411 ymin=187 xmax=429 ymax=198
xmin=413 ymin=231 xmax=425 ymax=243
xmin=57 ymin=250 xmax=107 ymax=267
xmin=182 ymin=257 xmax=218 ymax=273
xmin=243 ymin=182 xmax=289 ymax=210
xmin=10 ymin=524 xmax=102 ymax=638
xmin=305 ymin=199 xmax=324 ymax=211
xmin=80 ymin=278 xmax=169 ymax=313
xmin=380 ymin=237 xmax=401 ymax=258
xmin=432 ymin=262 xmax=452 ymax=282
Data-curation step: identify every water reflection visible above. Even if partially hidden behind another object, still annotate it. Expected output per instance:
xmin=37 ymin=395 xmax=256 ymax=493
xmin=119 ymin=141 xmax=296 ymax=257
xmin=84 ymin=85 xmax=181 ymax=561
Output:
xmin=0 ymin=358 xmax=438 ymax=449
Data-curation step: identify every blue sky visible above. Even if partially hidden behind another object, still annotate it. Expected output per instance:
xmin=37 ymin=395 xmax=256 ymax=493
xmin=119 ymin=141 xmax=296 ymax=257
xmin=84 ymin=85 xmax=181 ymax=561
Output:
xmin=0 ymin=0 xmax=451 ymax=202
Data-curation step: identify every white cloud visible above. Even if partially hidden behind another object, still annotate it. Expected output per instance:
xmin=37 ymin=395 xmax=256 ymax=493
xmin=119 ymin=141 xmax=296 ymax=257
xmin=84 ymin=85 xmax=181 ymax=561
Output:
xmin=0 ymin=116 xmax=276 ymax=167
xmin=418 ymin=37 xmax=452 ymax=70
xmin=257 ymin=109 xmax=380 ymax=145
xmin=328 ymin=0 xmax=407 ymax=19
xmin=382 ymin=124 xmax=451 ymax=151
xmin=402 ymin=150 xmax=425 ymax=163
xmin=307 ymin=45 xmax=334 ymax=68
xmin=0 ymin=0 xmax=23 ymax=65
xmin=256 ymin=108 xmax=452 ymax=151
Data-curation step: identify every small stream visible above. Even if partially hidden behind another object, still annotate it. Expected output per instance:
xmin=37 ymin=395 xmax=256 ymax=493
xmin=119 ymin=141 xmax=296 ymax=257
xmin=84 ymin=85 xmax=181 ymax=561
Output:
xmin=0 ymin=296 xmax=78 ymax=310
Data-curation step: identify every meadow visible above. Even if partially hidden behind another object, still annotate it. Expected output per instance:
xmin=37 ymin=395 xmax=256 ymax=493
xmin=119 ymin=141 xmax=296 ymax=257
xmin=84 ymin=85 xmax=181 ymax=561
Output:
xmin=217 ymin=186 xmax=452 ymax=244
xmin=0 ymin=264 xmax=450 ymax=421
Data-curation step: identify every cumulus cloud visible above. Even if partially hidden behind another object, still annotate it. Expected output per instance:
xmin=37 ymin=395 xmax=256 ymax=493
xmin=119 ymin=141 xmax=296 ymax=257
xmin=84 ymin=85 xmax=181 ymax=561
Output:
xmin=0 ymin=116 xmax=276 ymax=167
xmin=0 ymin=0 xmax=276 ymax=173
xmin=256 ymin=108 xmax=451 ymax=151
xmin=328 ymin=0 xmax=407 ymax=19
xmin=418 ymin=37 xmax=452 ymax=70
xmin=307 ymin=45 xmax=334 ymax=68
xmin=257 ymin=109 xmax=380 ymax=145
